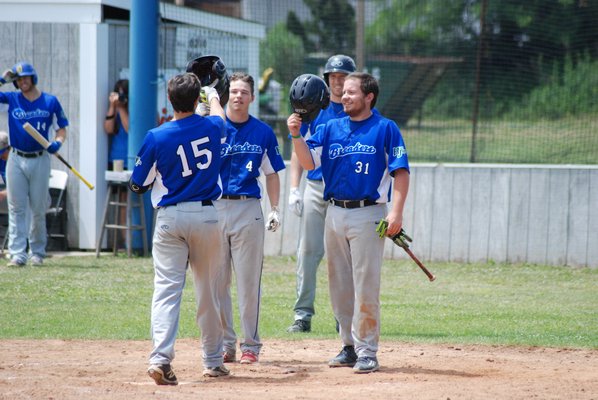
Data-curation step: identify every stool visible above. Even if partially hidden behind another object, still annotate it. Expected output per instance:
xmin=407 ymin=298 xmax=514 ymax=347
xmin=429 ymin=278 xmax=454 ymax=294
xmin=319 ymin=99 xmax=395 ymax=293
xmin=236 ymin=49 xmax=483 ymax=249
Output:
xmin=96 ymin=171 xmax=148 ymax=257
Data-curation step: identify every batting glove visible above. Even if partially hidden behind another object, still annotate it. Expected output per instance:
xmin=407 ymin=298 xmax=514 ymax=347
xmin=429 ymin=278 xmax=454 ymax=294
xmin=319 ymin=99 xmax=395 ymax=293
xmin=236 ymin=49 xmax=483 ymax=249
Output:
xmin=46 ymin=140 xmax=62 ymax=154
xmin=266 ymin=206 xmax=281 ymax=232
xmin=0 ymin=69 xmax=16 ymax=86
xmin=392 ymin=229 xmax=412 ymax=249
xmin=201 ymin=85 xmax=220 ymax=104
xmin=288 ymin=187 xmax=303 ymax=217
xmin=196 ymin=101 xmax=211 ymax=117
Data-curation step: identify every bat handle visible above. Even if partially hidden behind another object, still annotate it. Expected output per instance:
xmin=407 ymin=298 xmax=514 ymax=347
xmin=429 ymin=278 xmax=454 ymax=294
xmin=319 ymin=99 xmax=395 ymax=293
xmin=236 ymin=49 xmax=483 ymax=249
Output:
xmin=405 ymin=248 xmax=436 ymax=282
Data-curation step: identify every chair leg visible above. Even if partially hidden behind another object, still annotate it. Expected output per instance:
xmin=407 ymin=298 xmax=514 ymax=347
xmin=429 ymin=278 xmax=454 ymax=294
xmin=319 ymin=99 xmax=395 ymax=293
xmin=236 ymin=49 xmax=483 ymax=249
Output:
xmin=96 ymin=186 xmax=112 ymax=258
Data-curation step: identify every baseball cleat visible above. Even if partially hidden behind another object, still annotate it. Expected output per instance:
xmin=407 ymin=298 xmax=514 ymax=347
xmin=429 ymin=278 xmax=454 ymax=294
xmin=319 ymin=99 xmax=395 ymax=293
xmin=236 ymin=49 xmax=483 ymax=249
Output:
xmin=287 ymin=319 xmax=311 ymax=333
xmin=329 ymin=345 xmax=357 ymax=367
xmin=353 ymin=356 xmax=379 ymax=373
xmin=203 ymin=364 xmax=230 ymax=377
xmin=7 ymin=257 xmax=26 ymax=267
xmin=240 ymin=350 xmax=259 ymax=364
xmin=223 ymin=349 xmax=236 ymax=363
xmin=147 ymin=363 xmax=178 ymax=385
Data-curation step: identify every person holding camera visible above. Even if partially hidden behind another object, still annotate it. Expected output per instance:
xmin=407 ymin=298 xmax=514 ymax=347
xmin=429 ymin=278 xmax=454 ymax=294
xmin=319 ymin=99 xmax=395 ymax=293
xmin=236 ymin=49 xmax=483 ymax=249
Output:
xmin=104 ymin=79 xmax=129 ymax=170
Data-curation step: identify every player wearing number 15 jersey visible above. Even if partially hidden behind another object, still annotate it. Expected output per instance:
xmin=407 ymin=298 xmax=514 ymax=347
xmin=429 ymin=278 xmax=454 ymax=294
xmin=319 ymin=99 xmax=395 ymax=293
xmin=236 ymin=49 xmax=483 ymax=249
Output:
xmin=129 ymin=73 xmax=229 ymax=385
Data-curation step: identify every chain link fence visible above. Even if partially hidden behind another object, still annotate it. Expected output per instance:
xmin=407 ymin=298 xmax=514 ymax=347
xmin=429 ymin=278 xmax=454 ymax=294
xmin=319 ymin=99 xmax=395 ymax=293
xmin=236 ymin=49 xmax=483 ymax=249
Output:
xmin=240 ymin=0 xmax=597 ymax=164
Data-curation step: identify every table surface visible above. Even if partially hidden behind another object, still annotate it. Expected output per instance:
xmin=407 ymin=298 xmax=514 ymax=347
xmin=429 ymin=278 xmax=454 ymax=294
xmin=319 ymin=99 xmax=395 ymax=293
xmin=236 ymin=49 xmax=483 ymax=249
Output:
xmin=104 ymin=170 xmax=132 ymax=183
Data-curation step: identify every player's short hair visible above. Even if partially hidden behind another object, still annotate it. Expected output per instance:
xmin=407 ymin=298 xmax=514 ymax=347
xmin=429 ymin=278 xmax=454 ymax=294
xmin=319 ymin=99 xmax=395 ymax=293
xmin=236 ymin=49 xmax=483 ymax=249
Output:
xmin=229 ymin=72 xmax=255 ymax=95
xmin=168 ymin=73 xmax=201 ymax=113
xmin=346 ymin=72 xmax=379 ymax=109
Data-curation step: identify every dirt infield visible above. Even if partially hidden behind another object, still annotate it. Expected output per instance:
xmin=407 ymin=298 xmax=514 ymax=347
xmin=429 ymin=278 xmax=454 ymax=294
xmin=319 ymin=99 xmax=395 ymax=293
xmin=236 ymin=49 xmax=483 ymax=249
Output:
xmin=1 ymin=339 xmax=596 ymax=399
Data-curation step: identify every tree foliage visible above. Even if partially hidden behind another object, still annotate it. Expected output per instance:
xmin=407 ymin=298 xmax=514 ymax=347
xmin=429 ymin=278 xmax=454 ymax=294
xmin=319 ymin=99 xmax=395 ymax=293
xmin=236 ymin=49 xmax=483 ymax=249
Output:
xmin=302 ymin=0 xmax=356 ymax=54
xmin=259 ymin=22 xmax=306 ymax=86
xmin=367 ymin=0 xmax=598 ymax=116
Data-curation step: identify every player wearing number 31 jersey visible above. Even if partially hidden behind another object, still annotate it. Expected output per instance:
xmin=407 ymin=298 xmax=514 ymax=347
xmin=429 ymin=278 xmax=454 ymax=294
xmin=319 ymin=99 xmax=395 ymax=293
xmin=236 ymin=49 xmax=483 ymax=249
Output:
xmin=289 ymin=72 xmax=410 ymax=374
xmin=130 ymin=73 xmax=229 ymax=385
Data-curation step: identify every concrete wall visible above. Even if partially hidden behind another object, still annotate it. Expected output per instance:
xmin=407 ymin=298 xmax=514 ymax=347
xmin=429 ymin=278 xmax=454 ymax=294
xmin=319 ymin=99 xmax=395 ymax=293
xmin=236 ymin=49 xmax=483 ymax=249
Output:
xmin=264 ymin=163 xmax=598 ymax=268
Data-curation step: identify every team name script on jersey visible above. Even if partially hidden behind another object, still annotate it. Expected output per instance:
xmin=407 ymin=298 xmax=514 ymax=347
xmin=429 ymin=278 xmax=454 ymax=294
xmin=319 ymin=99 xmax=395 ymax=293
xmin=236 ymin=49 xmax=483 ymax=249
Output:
xmin=328 ymin=142 xmax=376 ymax=159
xmin=221 ymin=142 xmax=263 ymax=156
xmin=11 ymin=108 xmax=51 ymax=120
xmin=328 ymin=143 xmax=407 ymax=160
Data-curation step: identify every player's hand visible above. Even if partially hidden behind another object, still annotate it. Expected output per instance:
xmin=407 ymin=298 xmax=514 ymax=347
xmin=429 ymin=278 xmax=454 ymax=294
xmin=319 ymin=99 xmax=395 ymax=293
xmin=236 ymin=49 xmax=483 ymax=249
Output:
xmin=196 ymin=101 xmax=211 ymax=117
xmin=288 ymin=187 xmax=303 ymax=217
xmin=46 ymin=140 xmax=62 ymax=154
xmin=266 ymin=206 xmax=281 ymax=232
xmin=287 ymin=113 xmax=302 ymax=138
xmin=201 ymin=86 xmax=220 ymax=104
xmin=0 ymin=69 xmax=16 ymax=86
xmin=384 ymin=210 xmax=403 ymax=237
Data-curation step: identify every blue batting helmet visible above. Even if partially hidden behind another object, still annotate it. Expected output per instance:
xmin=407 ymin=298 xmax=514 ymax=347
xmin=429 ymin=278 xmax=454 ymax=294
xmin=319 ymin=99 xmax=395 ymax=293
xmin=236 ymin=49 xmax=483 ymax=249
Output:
xmin=12 ymin=62 xmax=38 ymax=88
xmin=323 ymin=55 xmax=356 ymax=85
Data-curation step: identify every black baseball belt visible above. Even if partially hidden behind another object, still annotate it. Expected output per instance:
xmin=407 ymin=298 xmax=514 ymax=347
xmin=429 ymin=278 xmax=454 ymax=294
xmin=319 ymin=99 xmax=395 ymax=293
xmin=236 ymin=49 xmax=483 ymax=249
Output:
xmin=329 ymin=199 xmax=377 ymax=209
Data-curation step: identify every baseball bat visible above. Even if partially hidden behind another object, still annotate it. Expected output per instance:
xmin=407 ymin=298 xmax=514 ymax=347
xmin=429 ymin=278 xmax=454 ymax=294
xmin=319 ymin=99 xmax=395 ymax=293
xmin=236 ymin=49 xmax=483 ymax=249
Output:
xmin=402 ymin=247 xmax=436 ymax=282
xmin=22 ymin=122 xmax=95 ymax=190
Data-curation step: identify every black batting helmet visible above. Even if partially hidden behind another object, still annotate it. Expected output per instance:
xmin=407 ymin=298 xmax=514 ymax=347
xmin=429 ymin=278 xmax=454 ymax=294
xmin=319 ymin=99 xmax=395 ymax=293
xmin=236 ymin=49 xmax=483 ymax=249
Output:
xmin=186 ymin=55 xmax=230 ymax=106
xmin=323 ymin=54 xmax=356 ymax=85
xmin=289 ymin=74 xmax=330 ymax=123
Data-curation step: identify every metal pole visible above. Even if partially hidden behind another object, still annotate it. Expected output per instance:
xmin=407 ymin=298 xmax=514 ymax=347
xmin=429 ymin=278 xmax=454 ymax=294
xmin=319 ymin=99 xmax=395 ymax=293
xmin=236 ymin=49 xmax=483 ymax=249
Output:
xmin=130 ymin=0 xmax=159 ymax=251
xmin=470 ymin=0 xmax=488 ymax=163
xmin=355 ymin=0 xmax=365 ymax=70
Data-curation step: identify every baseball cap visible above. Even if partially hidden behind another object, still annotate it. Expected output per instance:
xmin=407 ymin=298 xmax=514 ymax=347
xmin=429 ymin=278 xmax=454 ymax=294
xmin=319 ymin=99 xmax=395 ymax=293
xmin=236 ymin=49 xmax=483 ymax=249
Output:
xmin=0 ymin=131 xmax=8 ymax=155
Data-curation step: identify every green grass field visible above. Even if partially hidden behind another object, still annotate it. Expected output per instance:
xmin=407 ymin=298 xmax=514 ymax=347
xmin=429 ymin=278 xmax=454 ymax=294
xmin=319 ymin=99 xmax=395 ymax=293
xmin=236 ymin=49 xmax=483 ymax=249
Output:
xmin=402 ymin=115 xmax=598 ymax=164
xmin=0 ymin=255 xmax=596 ymax=348
xmin=275 ymin=115 xmax=597 ymax=164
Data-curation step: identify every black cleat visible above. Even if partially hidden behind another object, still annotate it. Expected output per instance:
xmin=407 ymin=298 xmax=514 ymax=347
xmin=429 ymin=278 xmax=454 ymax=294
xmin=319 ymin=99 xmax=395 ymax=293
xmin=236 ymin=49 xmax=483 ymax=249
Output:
xmin=287 ymin=319 xmax=311 ymax=333
xmin=148 ymin=363 xmax=178 ymax=385
xmin=328 ymin=345 xmax=357 ymax=367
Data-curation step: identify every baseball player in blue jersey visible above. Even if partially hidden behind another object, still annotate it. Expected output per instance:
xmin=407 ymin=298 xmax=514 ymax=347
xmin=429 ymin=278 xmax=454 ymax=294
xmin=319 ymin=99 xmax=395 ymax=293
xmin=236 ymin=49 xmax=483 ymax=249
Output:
xmin=0 ymin=62 xmax=68 ymax=267
xmin=214 ymin=72 xmax=285 ymax=364
xmin=287 ymin=55 xmax=356 ymax=333
xmin=0 ymin=130 xmax=9 ymax=214
xmin=129 ymin=73 xmax=229 ymax=385
xmin=288 ymin=72 xmax=410 ymax=373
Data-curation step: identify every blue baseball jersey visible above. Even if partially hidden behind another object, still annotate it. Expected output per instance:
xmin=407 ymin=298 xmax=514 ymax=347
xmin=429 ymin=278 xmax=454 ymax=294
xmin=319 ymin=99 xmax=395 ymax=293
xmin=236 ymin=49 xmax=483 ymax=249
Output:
xmin=0 ymin=91 xmax=69 ymax=152
xmin=108 ymin=114 xmax=128 ymax=162
xmin=298 ymin=101 xmax=346 ymax=181
xmin=306 ymin=112 xmax=410 ymax=202
xmin=221 ymin=115 xmax=285 ymax=198
xmin=131 ymin=114 xmax=226 ymax=208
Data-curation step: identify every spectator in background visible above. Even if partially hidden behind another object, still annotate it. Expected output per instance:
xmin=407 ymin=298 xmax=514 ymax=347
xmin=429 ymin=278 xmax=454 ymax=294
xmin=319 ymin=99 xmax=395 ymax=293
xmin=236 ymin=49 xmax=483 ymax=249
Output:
xmin=103 ymin=79 xmax=129 ymax=250
xmin=0 ymin=61 xmax=69 ymax=267
xmin=104 ymin=79 xmax=129 ymax=171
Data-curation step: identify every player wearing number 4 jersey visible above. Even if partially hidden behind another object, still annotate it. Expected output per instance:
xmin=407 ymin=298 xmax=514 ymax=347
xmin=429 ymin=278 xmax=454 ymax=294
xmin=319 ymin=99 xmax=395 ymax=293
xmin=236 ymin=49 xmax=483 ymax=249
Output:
xmin=214 ymin=73 xmax=285 ymax=364
xmin=129 ymin=73 xmax=229 ymax=385
xmin=288 ymin=72 xmax=410 ymax=374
